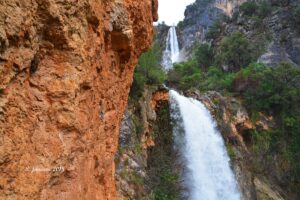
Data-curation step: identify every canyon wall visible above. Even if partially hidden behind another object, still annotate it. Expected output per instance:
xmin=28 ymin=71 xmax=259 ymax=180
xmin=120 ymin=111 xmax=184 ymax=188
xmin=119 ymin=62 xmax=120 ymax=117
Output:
xmin=177 ymin=0 xmax=246 ymax=58
xmin=0 ymin=0 xmax=157 ymax=199
xmin=116 ymin=87 xmax=171 ymax=199
xmin=178 ymin=0 xmax=300 ymax=66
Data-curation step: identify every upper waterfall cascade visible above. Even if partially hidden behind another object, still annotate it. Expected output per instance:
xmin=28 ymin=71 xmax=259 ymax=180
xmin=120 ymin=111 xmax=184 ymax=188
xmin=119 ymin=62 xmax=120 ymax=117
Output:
xmin=169 ymin=90 xmax=241 ymax=200
xmin=162 ymin=26 xmax=180 ymax=70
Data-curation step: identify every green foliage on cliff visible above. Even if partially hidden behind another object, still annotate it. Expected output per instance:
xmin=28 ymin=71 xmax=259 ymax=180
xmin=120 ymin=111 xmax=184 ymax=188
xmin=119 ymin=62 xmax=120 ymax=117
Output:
xmin=240 ymin=1 xmax=259 ymax=16
xmin=239 ymin=63 xmax=300 ymax=179
xmin=206 ymin=20 xmax=222 ymax=40
xmin=218 ymin=32 xmax=255 ymax=71
xmin=194 ymin=43 xmax=214 ymax=70
xmin=239 ymin=1 xmax=272 ymax=18
xmin=242 ymin=63 xmax=300 ymax=113
xmin=257 ymin=1 xmax=273 ymax=18
xmin=130 ymin=43 xmax=166 ymax=99
xmin=168 ymin=63 xmax=235 ymax=93
xmin=295 ymin=7 xmax=300 ymax=33
xmin=168 ymin=59 xmax=203 ymax=90
xmin=202 ymin=66 xmax=235 ymax=91
xmin=147 ymin=104 xmax=181 ymax=200
xmin=168 ymin=54 xmax=300 ymax=180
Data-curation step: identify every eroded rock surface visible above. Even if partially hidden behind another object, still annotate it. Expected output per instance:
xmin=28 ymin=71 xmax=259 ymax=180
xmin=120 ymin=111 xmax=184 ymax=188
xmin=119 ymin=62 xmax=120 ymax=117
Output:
xmin=116 ymin=87 xmax=170 ymax=199
xmin=0 ymin=0 xmax=157 ymax=199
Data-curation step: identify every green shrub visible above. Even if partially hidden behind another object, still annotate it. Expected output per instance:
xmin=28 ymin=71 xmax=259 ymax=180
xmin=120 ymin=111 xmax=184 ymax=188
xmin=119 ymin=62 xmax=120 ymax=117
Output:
xmin=130 ymin=43 xmax=166 ymax=99
xmin=257 ymin=1 xmax=272 ymax=18
xmin=218 ymin=32 xmax=254 ymax=71
xmin=243 ymin=63 xmax=300 ymax=113
xmin=147 ymin=103 xmax=180 ymax=200
xmin=200 ymin=66 xmax=234 ymax=92
xmin=251 ymin=130 xmax=272 ymax=155
xmin=130 ymin=171 xmax=144 ymax=185
xmin=226 ymin=143 xmax=236 ymax=160
xmin=181 ymin=73 xmax=202 ymax=90
xmin=251 ymin=16 xmax=264 ymax=28
xmin=194 ymin=43 xmax=214 ymax=70
xmin=240 ymin=1 xmax=259 ymax=16
xmin=167 ymin=59 xmax=203 ymax=90
xmin=206 ymin=20 xmax=222 ymax=40
xmin=154 ymin=190 xmax=178 ymax=200
xmin=239 ymin=0 xmax=272 ymax=18
xmin=236 ymin=62 xmax=300 ymax=179
xmin=168 ymin=61 xmax=235 ymax=93
xmin=160 ymin=170 xmax=178 ymax=184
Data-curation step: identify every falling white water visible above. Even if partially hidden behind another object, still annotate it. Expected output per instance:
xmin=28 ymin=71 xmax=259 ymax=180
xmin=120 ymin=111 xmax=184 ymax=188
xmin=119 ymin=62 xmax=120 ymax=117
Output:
xmin=169 ymin=90 xmax=241 ymax=200
xmin=162 ymin=26 xmax=180 ymax=70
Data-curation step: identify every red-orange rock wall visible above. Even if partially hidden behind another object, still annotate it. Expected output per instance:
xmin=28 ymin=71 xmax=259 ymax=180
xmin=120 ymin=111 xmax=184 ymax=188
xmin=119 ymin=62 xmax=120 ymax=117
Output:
xmin=0 ymin=0 xmax=157 ymax=199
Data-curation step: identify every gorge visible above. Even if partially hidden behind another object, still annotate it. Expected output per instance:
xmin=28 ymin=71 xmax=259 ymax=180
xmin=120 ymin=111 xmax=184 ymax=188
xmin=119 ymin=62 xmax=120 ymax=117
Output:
xmin=117 ymin=0 xmax=300 ymax=199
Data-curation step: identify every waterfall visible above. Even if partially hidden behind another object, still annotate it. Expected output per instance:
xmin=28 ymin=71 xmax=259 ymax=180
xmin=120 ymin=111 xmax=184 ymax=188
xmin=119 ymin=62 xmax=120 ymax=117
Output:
xmin=162 ymin=26 xmax=180 ymax=70
xmin=169 ymin=90 xmax=241 ymax=200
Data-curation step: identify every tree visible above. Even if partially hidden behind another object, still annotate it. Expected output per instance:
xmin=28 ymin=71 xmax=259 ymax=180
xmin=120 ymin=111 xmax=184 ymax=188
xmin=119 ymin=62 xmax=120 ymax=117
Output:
xmin=167 ymin=60 xmax=203 ymax=90
xmin=130 ymin=43 xmax=166 ymax=99
xmin=194 ymin=43 xmax=214 ymax=71
xmin=219 ymin=32 xmax=254 ymax=71
xmin=239 ymin=1 xmax=258 ymax=16
xmin=206 ymin=20 xmax=222 ymax=40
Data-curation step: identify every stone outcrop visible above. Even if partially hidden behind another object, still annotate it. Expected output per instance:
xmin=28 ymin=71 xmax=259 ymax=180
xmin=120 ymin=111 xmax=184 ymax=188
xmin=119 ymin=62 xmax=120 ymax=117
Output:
xmin=0 ymin=0 xmax=157 ymax=199
xmin=258 ymin=7 xmax=300 ymax=66
xmin=215 ymin=0 xmax=247 ymax=17
xmin=115 ymin=87 xmax=170 ymax=199
xmin=177 ymin=0 xmax=300 ymax=66
xmin=177 ymin=0 xmax=246 ymax=59
xmin=254 ymin=178 xmax=285 ymax=200
xmin=150 ymin=87 xmax=169 ymax=110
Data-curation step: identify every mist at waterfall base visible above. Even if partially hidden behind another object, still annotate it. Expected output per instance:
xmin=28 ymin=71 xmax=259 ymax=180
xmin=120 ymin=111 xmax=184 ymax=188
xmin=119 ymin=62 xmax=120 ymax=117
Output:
xmin=169 ymin=90 xmax=241 ymax=200
xmin=162 ymin=26 xmax=180 ymax=70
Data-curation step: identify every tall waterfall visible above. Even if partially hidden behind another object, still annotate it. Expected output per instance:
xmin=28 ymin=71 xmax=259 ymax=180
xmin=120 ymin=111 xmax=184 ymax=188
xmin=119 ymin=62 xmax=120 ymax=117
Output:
xmin=169 ymin=90 xmax=241 ymax=200
xmin=162 ymin=26 xmax=180 ymax=70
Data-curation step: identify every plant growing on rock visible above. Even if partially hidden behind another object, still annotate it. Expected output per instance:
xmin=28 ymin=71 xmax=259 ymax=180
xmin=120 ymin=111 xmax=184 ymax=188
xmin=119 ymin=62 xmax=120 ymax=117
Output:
xmin=130 ymin=43 xmax=166 ymax=99
xmin=239 ymin=1 xmax=259 ymax=16
xmin=218 ymin=32 xmax=254 ymax=72
xmin=194 ymin=43 xmax=214 ymax=71
xmin=294 ymin=6 xmax=300 ymax=33
xmin=206 ymin=20 xmax=222 ymax=40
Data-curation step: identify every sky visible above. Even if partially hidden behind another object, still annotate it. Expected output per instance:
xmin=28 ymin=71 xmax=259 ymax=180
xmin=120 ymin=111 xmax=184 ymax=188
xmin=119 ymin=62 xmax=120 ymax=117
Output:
xmin=158 ymin=0 xmax=196 ymax=26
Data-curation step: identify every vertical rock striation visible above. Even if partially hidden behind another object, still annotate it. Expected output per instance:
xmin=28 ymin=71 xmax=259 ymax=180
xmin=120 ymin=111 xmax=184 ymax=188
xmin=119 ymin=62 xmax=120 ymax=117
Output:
xmin=0 ymin=0 xmax=157 ymax=199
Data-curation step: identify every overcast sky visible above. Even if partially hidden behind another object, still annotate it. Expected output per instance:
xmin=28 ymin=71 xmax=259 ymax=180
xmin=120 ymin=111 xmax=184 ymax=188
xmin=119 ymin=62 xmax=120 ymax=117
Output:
xmin=158 ymin=0 xmax=196 ymax=25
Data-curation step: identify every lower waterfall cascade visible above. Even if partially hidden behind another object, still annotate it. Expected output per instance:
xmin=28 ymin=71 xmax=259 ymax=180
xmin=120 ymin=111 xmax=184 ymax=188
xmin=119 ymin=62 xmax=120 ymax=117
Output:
xmin=169 ymin=90 xmax=241 ymax=200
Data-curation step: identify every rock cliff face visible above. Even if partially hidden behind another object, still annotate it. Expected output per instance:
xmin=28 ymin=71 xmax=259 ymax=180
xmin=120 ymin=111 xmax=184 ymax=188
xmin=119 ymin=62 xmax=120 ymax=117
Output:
xmin=115 ymin=87 xmax=170 ymax=199
xmin=177 ymin=0 xmax=246 ymax=58
xmin=178 ymin=0 xmax=300 ymax=66
xmin=0 ymin=0 xmax=157 ymax=199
